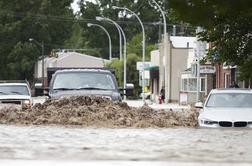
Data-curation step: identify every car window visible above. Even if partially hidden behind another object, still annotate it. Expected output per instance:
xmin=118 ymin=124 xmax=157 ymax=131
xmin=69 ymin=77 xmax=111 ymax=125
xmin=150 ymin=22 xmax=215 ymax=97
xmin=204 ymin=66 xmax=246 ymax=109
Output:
xmin=206 ymin=93 xmax=252 ymax=107
xmin=53 ymin=72 xmax=116 ymax=90
xmin=0 ymin=85 xmax=30 ymax=96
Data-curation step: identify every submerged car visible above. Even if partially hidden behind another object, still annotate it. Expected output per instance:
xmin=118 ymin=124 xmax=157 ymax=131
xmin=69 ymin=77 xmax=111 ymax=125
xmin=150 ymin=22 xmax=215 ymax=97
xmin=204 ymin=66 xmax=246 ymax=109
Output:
xmin=48 ymin=69 xmax=133 ymax=101
xmin=0 ymin=81 xmax=32 ymax=109
xmin=197 ymin=88 xmax=252 ymax=128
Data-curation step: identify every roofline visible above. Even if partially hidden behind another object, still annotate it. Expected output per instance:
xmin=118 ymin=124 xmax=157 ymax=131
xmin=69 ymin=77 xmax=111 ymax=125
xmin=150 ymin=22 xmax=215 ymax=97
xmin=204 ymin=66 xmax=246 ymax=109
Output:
xmin=58 ymin=52 xmax=109 ymax=61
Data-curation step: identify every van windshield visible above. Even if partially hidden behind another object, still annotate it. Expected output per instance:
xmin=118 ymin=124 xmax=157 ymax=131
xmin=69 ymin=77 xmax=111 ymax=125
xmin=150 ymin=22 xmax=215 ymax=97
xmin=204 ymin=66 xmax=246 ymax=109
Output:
xmin=53 ymin=72 xmax=116 ymax=90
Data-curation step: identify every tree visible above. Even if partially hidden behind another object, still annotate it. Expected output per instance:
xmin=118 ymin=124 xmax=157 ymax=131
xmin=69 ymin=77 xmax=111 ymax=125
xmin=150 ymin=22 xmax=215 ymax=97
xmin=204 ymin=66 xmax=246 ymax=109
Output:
xmin=127 ymin=33 xmax=157 ymax=61
xmin=78 ymin=0 xmax=172 ymax=59
xmin=169 ymin=0 xmax=252 ymax=80
xmin=126 ymin=53 xmax=141 ymax=98
xmin=106 ymin=59 xmax=123 ymax=87
xmin=6 ymin=42 xmax=39 ymax=80
xmin=0 ymin=0 xmax=74 ymax=81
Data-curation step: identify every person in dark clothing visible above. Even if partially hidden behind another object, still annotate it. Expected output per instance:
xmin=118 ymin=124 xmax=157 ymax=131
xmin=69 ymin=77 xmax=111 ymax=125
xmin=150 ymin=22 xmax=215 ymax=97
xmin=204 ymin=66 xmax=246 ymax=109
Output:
xmin=229 ymin=81 xmax=239 ymax=88
xmin=159 ymin=87 xmax=165 ymax=104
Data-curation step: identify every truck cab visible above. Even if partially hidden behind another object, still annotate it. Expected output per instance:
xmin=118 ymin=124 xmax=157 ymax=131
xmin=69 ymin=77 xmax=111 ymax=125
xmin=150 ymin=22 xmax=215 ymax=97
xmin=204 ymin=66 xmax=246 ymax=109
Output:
xmin=48 ymin=69 xmax=123 ymax=101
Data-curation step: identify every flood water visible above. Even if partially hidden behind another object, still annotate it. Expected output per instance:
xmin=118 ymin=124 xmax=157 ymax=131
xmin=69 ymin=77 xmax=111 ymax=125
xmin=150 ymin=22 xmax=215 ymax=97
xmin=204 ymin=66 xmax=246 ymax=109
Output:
xmin=0 ymin=125 xmax=252 ymax=164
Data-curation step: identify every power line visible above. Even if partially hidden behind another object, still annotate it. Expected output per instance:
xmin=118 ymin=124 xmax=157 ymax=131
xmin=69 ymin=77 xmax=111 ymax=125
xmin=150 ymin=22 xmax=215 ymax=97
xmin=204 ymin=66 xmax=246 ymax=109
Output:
xmin=0 ymin=10 xmax=195 ymax=28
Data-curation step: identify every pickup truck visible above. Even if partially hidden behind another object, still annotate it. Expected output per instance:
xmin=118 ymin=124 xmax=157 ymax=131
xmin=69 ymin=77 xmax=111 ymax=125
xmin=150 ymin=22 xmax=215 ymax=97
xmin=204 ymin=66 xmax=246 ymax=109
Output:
xmin=39 ymin=68 xmax=133 ymax=101
xmin=0 ymin=81 xmax=32 ymax=109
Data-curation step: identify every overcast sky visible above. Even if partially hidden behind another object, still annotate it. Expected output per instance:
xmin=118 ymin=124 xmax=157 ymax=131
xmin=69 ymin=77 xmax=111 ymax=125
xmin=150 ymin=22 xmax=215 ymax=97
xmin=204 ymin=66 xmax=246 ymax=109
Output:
xmin=71 ymin=0 xmax=80 ymax=13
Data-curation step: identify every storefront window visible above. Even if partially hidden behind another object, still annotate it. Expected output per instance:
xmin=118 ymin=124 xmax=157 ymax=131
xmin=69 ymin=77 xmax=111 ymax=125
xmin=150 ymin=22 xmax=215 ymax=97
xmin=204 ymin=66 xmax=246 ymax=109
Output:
xmin=181 ymin=77 xmax=206 ymax=92
xmin=200 ymin=78 xmax=206 ymax=92
xmin=188 ymin=78 xmax=197 ymax=91
xmin=182 ymin=79 xmax=188 ymax=91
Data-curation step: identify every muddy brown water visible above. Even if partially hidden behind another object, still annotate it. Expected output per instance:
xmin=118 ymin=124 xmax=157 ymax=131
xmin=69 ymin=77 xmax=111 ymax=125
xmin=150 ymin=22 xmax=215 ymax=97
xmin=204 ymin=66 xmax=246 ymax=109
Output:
xmin=0 ymin=96 xmax=198 ymax=128
xmin=0 ymin=125 xmax=252 ymax=163
xmin=0 ymin=96 xmax=251 ymax=164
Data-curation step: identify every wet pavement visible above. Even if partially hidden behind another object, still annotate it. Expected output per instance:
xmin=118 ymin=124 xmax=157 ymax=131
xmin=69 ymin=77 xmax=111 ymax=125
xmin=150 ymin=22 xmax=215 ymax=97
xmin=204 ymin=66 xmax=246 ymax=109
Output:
xmin=0 ymin=125 xmax=252 ymax=165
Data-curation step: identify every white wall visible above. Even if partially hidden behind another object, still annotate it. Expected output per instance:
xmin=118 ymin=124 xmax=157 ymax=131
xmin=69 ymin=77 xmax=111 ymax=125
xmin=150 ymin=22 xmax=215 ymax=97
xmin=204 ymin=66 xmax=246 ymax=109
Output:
xmin=34 ymin=52 xmax=107 ymax=79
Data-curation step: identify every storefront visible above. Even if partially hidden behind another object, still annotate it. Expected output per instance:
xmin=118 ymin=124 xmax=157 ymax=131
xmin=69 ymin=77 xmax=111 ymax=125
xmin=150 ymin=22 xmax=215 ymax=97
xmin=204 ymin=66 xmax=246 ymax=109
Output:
xmin=180 ymin=65 xmax=215 ymax=104
xmin=144 ymin=66 xmax=159 ymax=102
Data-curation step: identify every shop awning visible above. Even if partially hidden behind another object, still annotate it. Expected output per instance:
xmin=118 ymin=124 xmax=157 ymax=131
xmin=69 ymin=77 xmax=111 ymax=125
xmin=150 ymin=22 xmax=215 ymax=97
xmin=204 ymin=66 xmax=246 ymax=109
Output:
xmin=144 ymin=66 xmax=159 ymax=79
xmin=144 ymin=66 xmax=159 ymax=71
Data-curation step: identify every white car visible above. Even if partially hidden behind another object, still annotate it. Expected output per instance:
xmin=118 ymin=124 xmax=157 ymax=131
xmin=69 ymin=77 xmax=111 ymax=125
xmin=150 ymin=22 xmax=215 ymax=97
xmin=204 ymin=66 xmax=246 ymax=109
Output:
xmin=197 ymin=88 xmax=252 ymax=128
xmin=0 ymin=81 xmax=32 ymax=109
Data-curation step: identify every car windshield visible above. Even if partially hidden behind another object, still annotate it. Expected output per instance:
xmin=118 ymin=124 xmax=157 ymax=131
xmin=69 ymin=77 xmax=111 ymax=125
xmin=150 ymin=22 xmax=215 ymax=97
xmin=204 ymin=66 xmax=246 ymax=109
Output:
xmin=206 ymin=93 xmax=252 ymax=107
xmin=0 ymin=85 xmax=30 ymax=96
xmin=53 ymin=72 xmax=116 ymax=90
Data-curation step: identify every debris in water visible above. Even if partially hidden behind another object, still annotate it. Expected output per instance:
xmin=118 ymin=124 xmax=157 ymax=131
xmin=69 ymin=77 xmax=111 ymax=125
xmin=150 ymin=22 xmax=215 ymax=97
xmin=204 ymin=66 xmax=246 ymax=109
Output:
xmin=0 ymin=96 xmax=198 ymax=128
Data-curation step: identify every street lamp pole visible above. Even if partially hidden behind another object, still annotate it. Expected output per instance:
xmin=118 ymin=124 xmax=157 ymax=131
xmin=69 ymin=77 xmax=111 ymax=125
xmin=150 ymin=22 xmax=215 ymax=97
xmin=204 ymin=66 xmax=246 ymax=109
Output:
xmin=96 ymin=16 xmax=127 ymax=100
xmin=29 ymin=38 xmax=45 ymax=88
xmin=112 ymin=6 xmax=146 ymax=104
xmin=150 ymin=0 xmax=167 ymax=34
xmin=149 ymin=0 xmax=170 ymax=103
xmin=95 ymin=18 xmax=122 ymax=61
xmin=87 ymin=23 xmax=112 ymax=60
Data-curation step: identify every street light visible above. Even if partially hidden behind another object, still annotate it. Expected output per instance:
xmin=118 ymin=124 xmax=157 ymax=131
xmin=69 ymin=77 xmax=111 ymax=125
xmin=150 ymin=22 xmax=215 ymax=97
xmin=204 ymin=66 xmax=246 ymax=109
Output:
xmin=95 ymin=17 xmax=122 ymax=61
xmin=96 ymin=16 xmax=127 ymax=100
xmin=112 ymin=6 xmax=146 ymax=103
xmin=87 ymin=23 xmax=112 ymax=60
xmin=29 ymin=38 xmax=45 ymax=88
xmin=148 ymin=0 xmax=170 ymax=103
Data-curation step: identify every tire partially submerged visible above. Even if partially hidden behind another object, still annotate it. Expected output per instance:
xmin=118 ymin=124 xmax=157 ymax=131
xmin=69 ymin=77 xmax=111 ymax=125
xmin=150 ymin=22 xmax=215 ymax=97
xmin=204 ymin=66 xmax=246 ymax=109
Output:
xmin=0 ymin=96 xmax=198 ymax=128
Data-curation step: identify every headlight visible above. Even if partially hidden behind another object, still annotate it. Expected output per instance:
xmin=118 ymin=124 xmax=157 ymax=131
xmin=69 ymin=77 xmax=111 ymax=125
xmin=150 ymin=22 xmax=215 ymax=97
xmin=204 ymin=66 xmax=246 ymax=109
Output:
xmin=22 ymin=100 xmax=32 ymax=108
xmin=204 ymin=120 xmax=218 ymax=125
xmin=199 ymin=119 xmax=218 ymax=126
xmin=23 ymin=100 xmax=31 ymax=105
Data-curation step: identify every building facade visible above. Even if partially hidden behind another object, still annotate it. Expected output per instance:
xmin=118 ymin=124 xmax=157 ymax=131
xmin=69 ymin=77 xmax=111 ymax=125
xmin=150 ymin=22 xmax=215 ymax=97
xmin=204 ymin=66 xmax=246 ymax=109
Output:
xmin=34 ymin=52 xmax=109 ymax=86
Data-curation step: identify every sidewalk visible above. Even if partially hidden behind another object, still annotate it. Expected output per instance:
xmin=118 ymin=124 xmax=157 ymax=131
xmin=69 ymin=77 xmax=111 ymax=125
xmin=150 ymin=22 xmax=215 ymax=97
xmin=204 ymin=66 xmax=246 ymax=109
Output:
xmin=124 ymin=100 xmax=191 ymax=111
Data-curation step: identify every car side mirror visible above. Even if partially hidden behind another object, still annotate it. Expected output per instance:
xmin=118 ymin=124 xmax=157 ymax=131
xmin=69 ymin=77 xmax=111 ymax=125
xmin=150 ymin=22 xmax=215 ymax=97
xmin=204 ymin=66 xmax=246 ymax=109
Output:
xmin=119 ymin=83 xmax=134 ymax=96
xmin=194 ymin=102 xmax=203 ymax=108
xmin=125 ymin=83 xmax=134 ymax=96
xmin=34 ymin=83 xmax=49 ymax=97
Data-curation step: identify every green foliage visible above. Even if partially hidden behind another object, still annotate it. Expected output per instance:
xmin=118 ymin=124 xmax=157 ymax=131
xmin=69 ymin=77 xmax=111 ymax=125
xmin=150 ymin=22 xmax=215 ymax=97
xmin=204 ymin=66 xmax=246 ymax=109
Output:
xmin=6 ymin=42 xmax=40 ymax=80
xmin=106 ymin=59 xmax=123 ymax=87
xmin=127 ymin=33 xmax=157 ymax=61
xmin=0 ymin=0 xmax=74 ymax=80
xmin=127 ymin=33 xmax=143 ymax=57
xmin=106 ymin=53 xmax=141 ymax=99
xmin=238 ymin=60 xmax=252 ymax=81
xmin=126 ymin=53 xmax=141 ymax=98
xmin=169 ymin=0 xmax=252 ymax=80
xmin=64 ymin=22 xmax=85 ymax=49
xmin=0 ymin=0 xmax=196 ymax=84
xmin=78 ymin=0 xmax=174 ymax=59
